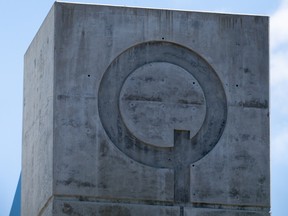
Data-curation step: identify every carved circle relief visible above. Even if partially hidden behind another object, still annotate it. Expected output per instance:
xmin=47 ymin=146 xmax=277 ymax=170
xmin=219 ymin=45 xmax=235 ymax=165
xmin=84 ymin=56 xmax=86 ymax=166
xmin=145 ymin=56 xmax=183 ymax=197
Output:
xmin=98 ymin=41 xmax=227 ymax=169
xmin=119 ymin=62 xmax=206 ymax=148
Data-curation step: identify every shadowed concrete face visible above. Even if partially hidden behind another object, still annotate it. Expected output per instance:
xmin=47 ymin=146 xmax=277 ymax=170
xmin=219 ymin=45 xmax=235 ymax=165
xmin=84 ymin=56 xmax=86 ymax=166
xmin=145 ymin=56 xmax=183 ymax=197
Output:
xmin=22 ymin=2 xmax=270 ymax=216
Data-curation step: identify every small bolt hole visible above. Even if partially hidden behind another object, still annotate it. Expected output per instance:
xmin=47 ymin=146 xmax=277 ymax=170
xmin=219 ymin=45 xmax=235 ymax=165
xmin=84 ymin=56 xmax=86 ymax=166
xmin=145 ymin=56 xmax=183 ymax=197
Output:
xmin=236 ymin=84 xmax=239 ymax=87
xmin=162 ymin=37 xmax=165 ymax=40
xmin=88 ymin=74 xmax=90 ymax=77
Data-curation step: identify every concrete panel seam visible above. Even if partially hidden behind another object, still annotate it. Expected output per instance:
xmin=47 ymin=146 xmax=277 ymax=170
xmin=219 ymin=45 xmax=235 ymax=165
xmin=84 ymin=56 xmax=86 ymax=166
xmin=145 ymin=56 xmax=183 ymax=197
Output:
xmin=53 ymin=194 xmax=175 ymax=207
xmin=52 ymin=195 xmax=269 ymax=213
xmin=191 ymin=202 xmax=270 ymax=213
xmin=38 ymin=195 xmax=54 ymax=216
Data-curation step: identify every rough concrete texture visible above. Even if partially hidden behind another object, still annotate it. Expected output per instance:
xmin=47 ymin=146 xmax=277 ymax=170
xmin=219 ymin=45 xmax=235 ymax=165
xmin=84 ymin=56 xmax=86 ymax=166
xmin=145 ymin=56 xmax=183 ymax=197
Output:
xmin=184 ymin=208 xmax=270 ymax=216
xmin=22 ymin=2 xmax=270 ymax=216
xmin=53 ymin=199 xmax=180 ymax=216
xmin=22 ymin=5 xmax=54 ymax=216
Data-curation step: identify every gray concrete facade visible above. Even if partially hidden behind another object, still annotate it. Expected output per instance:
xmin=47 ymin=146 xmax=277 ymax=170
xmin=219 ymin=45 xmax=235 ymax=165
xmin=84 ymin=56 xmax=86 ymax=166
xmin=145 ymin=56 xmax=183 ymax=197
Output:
xmin=22 ymin=2 xmax=270 ymax=216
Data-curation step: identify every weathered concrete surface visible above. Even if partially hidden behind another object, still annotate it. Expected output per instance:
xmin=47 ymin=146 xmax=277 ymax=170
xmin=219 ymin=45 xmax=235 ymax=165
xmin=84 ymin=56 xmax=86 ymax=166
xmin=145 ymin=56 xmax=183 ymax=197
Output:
xmin=22 ymin=2 xmax=269 ymax=215
xmin=22 ymin=5 xmax=55 ymax=216
xmin=184 ymin=208 xmax=270 ymax=216
xmin=53 ymin=199 xmax=180 ymax=216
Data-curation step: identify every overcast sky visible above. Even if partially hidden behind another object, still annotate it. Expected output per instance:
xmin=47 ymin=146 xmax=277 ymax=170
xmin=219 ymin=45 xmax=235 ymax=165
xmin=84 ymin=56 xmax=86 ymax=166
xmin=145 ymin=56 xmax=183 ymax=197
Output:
xmin=1 ymin=0 xmax=287 ymax=215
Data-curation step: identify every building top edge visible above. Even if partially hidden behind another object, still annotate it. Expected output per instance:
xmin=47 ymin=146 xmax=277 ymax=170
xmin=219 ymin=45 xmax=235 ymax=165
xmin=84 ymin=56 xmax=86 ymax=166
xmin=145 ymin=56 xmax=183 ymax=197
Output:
xmin=55 ymin=1 xmax=269 ymax=18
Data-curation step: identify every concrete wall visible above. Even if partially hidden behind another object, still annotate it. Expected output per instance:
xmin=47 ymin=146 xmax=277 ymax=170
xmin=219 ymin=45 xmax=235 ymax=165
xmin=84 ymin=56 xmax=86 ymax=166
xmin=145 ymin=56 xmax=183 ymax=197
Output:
xmin=22 ymin=2 xmax=270 ymax=215
xmin=22 ymin=5 xmax=55 ymax=216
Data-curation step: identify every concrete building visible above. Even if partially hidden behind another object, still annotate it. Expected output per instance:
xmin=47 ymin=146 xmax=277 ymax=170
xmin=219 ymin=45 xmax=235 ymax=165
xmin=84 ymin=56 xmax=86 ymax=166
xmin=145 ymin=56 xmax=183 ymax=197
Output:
xmin=22 ymin=2 xmax=270 ymax=215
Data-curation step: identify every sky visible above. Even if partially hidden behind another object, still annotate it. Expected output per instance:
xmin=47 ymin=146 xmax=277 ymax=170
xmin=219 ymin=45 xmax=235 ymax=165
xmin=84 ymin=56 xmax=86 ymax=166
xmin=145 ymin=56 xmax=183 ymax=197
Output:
xmin=0 ymin=0 xmax=287 ymax=215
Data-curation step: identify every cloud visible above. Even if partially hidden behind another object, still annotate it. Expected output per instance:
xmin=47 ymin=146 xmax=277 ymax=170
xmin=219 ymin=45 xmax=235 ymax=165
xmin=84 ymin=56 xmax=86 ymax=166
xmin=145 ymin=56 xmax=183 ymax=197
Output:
xmin=271 ymin=49 xmax=288 ymax=84
xmin=270 ymin=0 xmax=288 ymax=85
xmin=270 ymin=0 xmax=288 ymax=49
xmin=270 ymin=0 xmax=288 ymax=167
xmin=271 ymin=127 xmax=288 ymax=165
